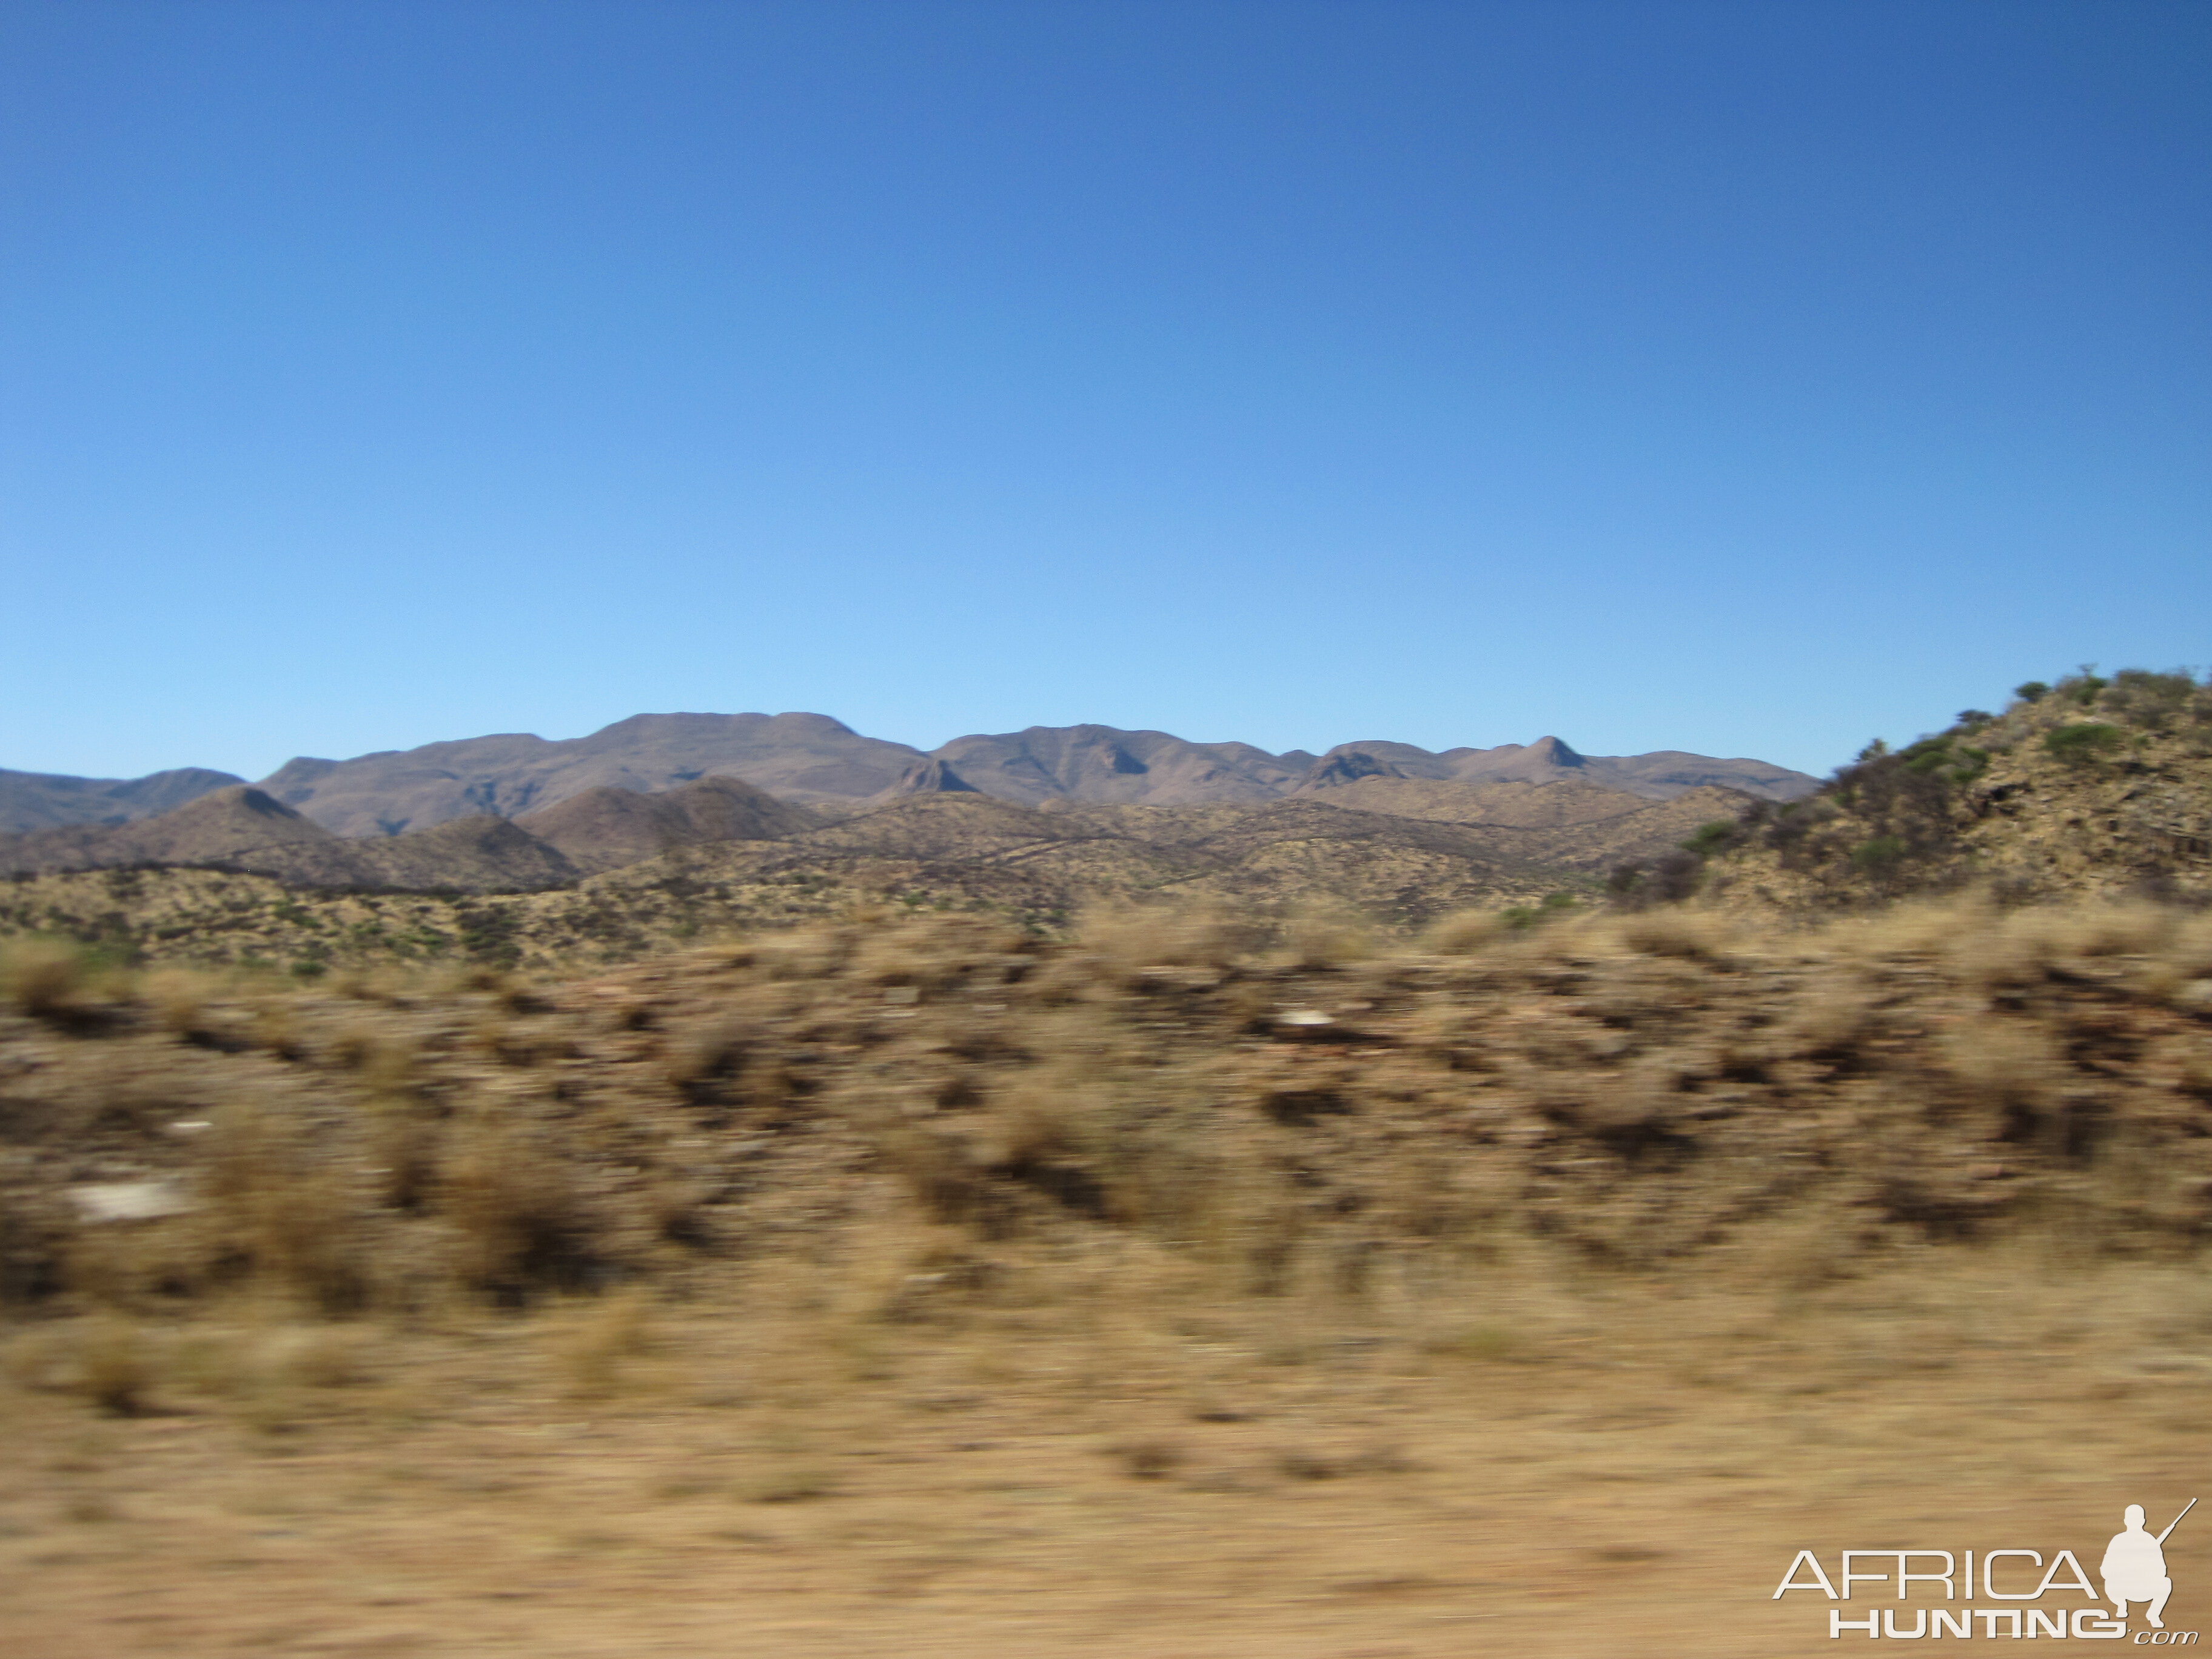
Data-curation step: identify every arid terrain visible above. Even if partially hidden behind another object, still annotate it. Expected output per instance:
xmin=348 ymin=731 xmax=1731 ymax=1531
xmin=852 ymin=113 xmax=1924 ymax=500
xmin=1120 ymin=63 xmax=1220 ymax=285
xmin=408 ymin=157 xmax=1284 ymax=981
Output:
xmin=0 ymin=785 xmax=1767 ymax=970
xmin=4 ymin=672 xmax=2211 ymax=1657
xmin=4 ymin=891 xmax=2212 ymax=1656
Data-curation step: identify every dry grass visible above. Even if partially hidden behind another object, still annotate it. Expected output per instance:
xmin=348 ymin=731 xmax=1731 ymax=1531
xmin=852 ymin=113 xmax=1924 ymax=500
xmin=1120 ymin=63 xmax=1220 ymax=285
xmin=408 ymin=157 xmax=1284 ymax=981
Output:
xmin=547 ymin=1287 xmax=658 ymax=1398
xmin=0 ymin=898 xmax=2209 ymax=1445
xmin=0 ymin=936 xmax=90 ymax=1019
xmin=437 ymin=1111 xmax=591 ymax=1298
xmin=1421 ymin=907 xmax=1506 ymax=954
xmin=1606 ymin=908 xmax=1746 ymax=961
xmin=139 ymin=966 xmax=215 ymax=1037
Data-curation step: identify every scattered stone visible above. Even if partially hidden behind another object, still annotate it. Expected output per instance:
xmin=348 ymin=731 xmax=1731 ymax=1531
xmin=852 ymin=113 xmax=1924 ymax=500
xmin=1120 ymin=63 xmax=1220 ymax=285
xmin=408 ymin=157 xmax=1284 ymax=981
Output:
xmin=69 ymin=1180 xmax=193 ymax=1222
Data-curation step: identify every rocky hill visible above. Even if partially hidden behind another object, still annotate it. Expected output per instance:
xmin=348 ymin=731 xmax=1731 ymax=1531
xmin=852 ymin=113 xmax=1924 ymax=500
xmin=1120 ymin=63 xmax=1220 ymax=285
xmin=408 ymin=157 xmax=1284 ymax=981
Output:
xmin=254 ymin=712 xmax=923 ymax=833
xmin=6 ymin=717 xmax=1817 ymax=838
xmin=0 ymin=776 xmax=1775 ymax=973
xmin=513 ymin=776 xmax=819 ymax=875
xmin=235 ymin=715 xmax=1815 ymax=831
xmin=1295 ymin=735 xmax=1811 ymax=802
xmin=0 ymin=765 xmax=243 ymax=833
xmin=1704 ymin=669 xmax=2212 ymax=910
xmin=0 ymin=787 xmax=580 ymax=895
xmin=919 ymin=725 xmax=1317 ymax=805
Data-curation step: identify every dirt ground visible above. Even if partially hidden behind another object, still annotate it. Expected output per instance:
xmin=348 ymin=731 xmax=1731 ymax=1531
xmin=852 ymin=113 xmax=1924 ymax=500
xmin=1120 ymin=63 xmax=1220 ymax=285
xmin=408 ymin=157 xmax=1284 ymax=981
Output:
xmin=5 ymin=1268 xmax=2208 ymax=1659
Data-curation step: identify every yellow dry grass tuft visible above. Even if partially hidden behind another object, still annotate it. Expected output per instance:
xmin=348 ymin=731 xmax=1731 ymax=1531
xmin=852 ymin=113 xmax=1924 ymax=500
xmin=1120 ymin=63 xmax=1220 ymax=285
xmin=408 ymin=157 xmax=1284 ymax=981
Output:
xmin=437 ymin=1110 xmax=591 ymax=1299
xmin=1421 ymin=908 xmax=1506 ymax=954
xmin=0 ymin=936 xmax=89 ymax=1019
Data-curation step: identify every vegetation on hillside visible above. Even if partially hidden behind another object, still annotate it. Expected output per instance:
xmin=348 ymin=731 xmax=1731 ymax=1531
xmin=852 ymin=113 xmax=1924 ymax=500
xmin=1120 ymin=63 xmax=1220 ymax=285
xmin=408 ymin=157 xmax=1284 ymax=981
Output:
xmin=1652 ymin=669 xmax=2212 ymax=910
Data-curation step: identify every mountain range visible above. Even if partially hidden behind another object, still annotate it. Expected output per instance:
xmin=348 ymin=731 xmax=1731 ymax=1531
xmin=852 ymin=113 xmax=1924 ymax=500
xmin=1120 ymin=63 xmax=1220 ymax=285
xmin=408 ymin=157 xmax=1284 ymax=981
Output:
xmin=0 ymin=713 xmax=1817 ymax=837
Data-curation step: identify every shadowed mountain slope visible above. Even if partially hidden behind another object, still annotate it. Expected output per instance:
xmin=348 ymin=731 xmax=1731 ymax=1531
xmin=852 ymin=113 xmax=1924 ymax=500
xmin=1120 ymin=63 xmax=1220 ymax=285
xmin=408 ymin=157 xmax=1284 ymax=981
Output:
xmin=930 ymin=726 xmax=1318 ymax=806
xmin=875 ymin=757 xmax=984 ymax=799
xmin=1299 ymin=736 xmax=1813 ymax=802
xmin=0 ymin=766 xmax=244 ymax=833
xmin=514 ymin=776 xmax=819 ymax=876
xmin=0 ymin=787 xmax=577 ymax=894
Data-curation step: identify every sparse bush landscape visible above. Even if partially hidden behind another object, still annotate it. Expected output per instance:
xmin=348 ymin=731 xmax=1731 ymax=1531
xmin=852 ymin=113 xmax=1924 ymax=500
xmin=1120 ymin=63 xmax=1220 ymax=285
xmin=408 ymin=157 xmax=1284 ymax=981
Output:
xmin=17 ymin=0 xmax=2207 ymax=1642
xmin=5 ymin=717 xmax=2212 ymax=1655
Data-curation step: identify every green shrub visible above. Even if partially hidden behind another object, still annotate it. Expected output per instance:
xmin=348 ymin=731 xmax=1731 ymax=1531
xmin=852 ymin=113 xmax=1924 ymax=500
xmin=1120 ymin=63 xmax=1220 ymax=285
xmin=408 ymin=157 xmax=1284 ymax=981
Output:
xmin=2043 ymin=723 xmax=2122 ymax=764
xmin=1850 ymin=837 xmax=1907 ymax=871
xmin=2014 ymin=682 xmax=2050 ymax=703
xmin=1501 ymin=891 xmax=1582 ymax=930
xmin=1902 ymin=738 xmax=1954 ymax=775
xmin=1680 ymin=820 xmax=1741 ymax=856
xmin=2101 ymin=669 xmax=2201 ymax=732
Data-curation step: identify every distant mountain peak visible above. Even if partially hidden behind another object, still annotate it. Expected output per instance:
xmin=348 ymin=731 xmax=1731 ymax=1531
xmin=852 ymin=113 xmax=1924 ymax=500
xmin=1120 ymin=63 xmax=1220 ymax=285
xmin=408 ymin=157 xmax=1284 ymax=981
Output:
xmin=2 ymin=716 xmax=1818 ymax=839
xmin=882 ymin=759 xmax=982 ymax=798
xmin=1300 ymin=749 xmax=1406 ymax=789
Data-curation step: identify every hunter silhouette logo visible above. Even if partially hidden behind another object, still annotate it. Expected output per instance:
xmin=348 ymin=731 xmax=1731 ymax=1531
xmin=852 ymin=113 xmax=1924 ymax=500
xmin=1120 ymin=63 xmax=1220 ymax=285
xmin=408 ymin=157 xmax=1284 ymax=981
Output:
xmin=2107 ymin=1501 xmax=2191 ymax=1630
xmin=1774 ymin=1500 xmax=2198 ymax=1641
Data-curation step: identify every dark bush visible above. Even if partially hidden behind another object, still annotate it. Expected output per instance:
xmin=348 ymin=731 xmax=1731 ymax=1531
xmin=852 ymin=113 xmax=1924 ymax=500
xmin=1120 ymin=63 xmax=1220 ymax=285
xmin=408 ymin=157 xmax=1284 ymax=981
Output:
xmin=2043 ymin=723 xmax=2123 ymax=764
xmin=1647 ymin=851 xmax=1704 ymax=903
xmin=1680 ymin=821 xmax=1741 ymax=856
xmin=1901 ymin=737 xmax=1954 ymax=775
xmin=2101 ymin=669 xmax=2201 ymax=732
xmin=2014 ymin=682 xmax=2050 ymax=703
xmin=1851 ymin=836 xmax=1907 ymax=871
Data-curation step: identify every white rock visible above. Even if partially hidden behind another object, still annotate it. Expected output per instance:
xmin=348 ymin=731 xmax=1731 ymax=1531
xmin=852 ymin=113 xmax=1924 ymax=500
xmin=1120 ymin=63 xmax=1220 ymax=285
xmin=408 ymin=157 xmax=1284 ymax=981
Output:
xmin=70 ymin=1181 xmax=193 ymax=1223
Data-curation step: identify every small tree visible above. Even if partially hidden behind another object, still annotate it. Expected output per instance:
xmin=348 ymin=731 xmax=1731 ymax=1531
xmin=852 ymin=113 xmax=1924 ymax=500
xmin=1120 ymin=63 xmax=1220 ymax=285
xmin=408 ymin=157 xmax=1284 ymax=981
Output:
xmin=2043 ymin=723 xmax=2122 ymax=764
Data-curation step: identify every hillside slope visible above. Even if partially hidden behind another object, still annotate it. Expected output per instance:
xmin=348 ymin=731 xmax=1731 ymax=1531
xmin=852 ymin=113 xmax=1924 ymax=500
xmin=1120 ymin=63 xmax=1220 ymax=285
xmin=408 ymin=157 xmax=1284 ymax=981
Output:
xmin=514 ymin=776 xmax=819 ymax=874
xmin=0 ymin=787 xmax=578 ymax=894
xmin=0 ymin=779 xmax=1785 ymax=974
xmin=257 ymin=712 xmax=923 ymax=832
xmin=1708 ymin=669 xmax=2212 ymax=909
xmin=1299 ymin=736 xmax=1813 ymax=802
xmin=927 ymin=726 xmax=1316 ymax=805
xmin=0 ymin=765 xmax=243 ymax=833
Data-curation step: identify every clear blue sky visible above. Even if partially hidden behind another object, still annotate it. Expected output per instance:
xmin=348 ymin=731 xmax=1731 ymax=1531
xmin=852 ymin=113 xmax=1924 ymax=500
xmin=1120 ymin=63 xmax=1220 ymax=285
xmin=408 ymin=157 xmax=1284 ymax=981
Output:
xmin=4 ymin=0 xmax=2205 ymax=782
